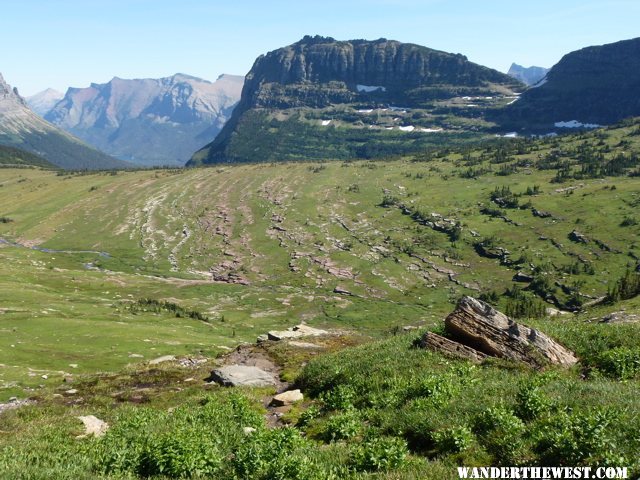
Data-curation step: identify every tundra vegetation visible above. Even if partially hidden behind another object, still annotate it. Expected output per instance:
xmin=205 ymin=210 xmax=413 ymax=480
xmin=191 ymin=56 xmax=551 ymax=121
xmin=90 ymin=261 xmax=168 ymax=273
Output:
xmin=1 ymin=119 xmax=640 ymax=478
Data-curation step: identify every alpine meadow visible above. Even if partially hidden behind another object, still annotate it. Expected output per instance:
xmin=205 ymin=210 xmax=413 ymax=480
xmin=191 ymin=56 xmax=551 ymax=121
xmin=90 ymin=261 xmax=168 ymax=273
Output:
xmin=1 ymin=4 xmax=640 ymax=479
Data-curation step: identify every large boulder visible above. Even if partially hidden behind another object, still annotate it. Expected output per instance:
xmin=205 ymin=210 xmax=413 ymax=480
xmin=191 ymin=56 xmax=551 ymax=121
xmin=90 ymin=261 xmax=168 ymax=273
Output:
xmin=271 ymin=389 xmax=304 ymax=407
xmin=209 ymin=365 xmax=277 ymax=387
xmin=419 ymin=332 xmax=488 ymax=363
xmin=444 ymin=296 xmax=578 ymax=368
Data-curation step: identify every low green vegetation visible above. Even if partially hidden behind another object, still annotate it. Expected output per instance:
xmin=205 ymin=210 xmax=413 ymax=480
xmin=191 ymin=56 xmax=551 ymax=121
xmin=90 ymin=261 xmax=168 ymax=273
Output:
xmin=1 ymin=119 xmax=640 ymax=477
xmin=296 ymin=329 xmax=640 ymax=475
xmin=0 ymin=144 xmax=55 ymax=169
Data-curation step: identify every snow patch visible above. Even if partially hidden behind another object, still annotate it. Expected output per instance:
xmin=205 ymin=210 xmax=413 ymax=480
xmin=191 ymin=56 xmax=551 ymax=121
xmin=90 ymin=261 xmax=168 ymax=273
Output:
xmin=554 ymin=120 xmax=600 ymax=129
xmin=321 ymin=120 xmax=331 ymax=126
xmin=502 ymin=132 xmax=518 ymax=138
xmin=420 ymin=128 xmax=443 ymax=133
xmin=399 ymin=125 xmax=415 ymax=132
xmin=357 ymin=109 xmax=374 ymax=113
xmin=357 ymin=85 xmax=386 ymax=93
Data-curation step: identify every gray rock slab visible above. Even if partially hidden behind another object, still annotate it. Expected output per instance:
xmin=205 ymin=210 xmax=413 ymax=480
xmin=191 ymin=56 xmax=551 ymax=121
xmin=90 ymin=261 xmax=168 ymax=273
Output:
xmin=210 ymin=365 xmax=277 ymax=387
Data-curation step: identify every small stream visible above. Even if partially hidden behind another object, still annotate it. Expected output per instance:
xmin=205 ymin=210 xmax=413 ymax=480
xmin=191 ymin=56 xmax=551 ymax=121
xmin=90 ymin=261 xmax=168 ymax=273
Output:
xmin=0 ymin=237 xmax=111 ymax=258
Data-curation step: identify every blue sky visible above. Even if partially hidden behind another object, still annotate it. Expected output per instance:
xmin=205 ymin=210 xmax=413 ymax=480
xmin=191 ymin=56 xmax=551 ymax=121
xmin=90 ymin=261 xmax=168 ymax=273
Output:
xmin=2 ymin=0 xmax=639 ymax=95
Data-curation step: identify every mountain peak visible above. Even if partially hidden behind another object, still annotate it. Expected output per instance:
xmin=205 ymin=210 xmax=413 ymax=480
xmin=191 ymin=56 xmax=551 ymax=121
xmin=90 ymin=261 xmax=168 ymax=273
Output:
xmin=296 ymin=34 xmax=336 ymax=45
xmin=45 ymin=73 xmax=244 ymax=166
xmin=0 ymin=72 xmax=126 ymax=169
xmin=26 ymin=88 xmax=64 ymax=116
xmin=507 ymin=63 xmax=549 ymax=86
xmin=189 ymin=37 xmax=522 ymax=165
xmin=0 ymin=73 xmax=26 ymax=107
xmin=502 ymin=36 xmax=640 ymax=129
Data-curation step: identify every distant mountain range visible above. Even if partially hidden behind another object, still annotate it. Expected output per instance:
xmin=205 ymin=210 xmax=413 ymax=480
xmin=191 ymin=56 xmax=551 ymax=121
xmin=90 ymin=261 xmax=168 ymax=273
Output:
xmin=44 ymin=74 xmax=244 ymax=166
xmin=502 ymin=37 xmax=640 ymax=130
xmin=507 ymin=63 xmax=549 ymax=86
xmin=7 ymin=36 xmax=640 ymax=169
xmin=26 ymin=88 xmax=64 ymax=116
xmin=0 ymin=73 xmax=128 ymax=170
xmin=189 ymin=36 xmax=523 ymax=165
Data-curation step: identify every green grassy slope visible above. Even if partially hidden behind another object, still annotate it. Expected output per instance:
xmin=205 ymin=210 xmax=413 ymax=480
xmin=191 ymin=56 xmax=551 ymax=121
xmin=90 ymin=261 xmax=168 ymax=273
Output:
xmin=2 ymin=121 xmax=640 ymax=390
xmin=0 ymin=120 xmax=639 ymax=478
xmin=0 ymin=145 xmax=56 ymax=169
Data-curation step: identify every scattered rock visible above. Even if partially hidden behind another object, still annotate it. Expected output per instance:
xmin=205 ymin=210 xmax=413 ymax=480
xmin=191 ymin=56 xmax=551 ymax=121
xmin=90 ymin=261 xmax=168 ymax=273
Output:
xmin=64 ymin=389 xmax=78 ymax=395
xmin=256 ymin=334 xmax=269 ymax=343
xmin=271 ymin=389 xmax=304 ymax=407
xmin=287 ymin=341 xmax=321 ymax=349
xmin=209 ymin=365 xmax=277 ymax=387
xmin=513 ymin=272 xmax=534 ymax=283
xmin=128 ymin=353 xmax=144 ymax=358
xmin=580 ymin=296 xmax=607 ymax=309
xmin=148 ymin=355 xmax=175 ymax=365
xmin=444 ymin=296 xmax=578 ymax=368
xmin=419 ymin=331 xmax=488 ymax=363
xmin=545 ymin=307 xmax=571 ymax=317
xmin=531 ymin=208 xmax=553 ymax=218
xmin=600 ymin=311 xmax=640 ymax=324
xmin=0 ymin=397 xmax=34 ymax=414
xmin=568 ymin=230 xmax=589 ymax=244
xmin=593 ymin=239 xmax=620 ymax=253
xmin=76 ymin=415 xmax=109 ymax=438
xmin=333 ymin=286 xmax=352 ymax=296
xmin=178 ymin=357 xmax=207 ymax=368
xmin=243 ymin=426 xmax=257 ymax=435
xmin=267 ymin=324 xmax=328 ymax=341
xmin=402 ymin=325 xmax=419 ymax=332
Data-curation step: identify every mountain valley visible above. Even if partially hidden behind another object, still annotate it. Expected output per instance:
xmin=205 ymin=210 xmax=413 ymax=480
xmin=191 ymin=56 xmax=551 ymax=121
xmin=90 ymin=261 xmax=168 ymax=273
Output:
xmin=1 ymin=118 xmax=640 ymax=477
xmin=1 ymin=29 xmax=640 ymax=480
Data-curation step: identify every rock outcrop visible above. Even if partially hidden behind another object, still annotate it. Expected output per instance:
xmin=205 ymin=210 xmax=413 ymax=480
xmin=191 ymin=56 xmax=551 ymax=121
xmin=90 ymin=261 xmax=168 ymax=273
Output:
xmin=420 ymin=296 xmax=578 ymax=368
xmin=264 ymin=324 xmax=328 ymax=342
xmin=600 ymin=311 xmax=639 ymax=324
xmin=209 ymin=365 xmax=277 ymax=387
xmin=418 ymin=331 xmax=488 ymax=363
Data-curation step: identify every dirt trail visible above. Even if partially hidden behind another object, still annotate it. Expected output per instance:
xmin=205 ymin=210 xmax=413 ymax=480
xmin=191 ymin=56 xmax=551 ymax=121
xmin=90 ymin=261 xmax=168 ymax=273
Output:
xmin=215 ymin=344 xmax=291 ymax=427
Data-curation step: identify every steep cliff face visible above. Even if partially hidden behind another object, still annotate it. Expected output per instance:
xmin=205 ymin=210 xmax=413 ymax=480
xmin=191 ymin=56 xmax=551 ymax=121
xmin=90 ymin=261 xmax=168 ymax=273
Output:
xmin=243 ymin=36 xmax=512 ymax=104
xmin=503 ymin=37 xmax=640 ymax=129
xmin=0 ymin=73 xmax=127 ymax=170
xmin=189 ymin=36 xmax=523 ymax=165
xmin=46 ymin=74 xmax=244 ymax=166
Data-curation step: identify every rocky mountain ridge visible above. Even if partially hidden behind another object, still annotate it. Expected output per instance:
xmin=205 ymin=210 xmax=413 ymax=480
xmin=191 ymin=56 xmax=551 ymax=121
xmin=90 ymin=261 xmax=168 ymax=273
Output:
xmin=502 ymin=37 xmax=640 ymax=130
xmin=190 ymin=36 xmax=523 ymax=165
xmin=507 ymin=63 xmax=549 ymax=86
xmin=0 ymin=73 xmax=127 ymax=170
xmin=46 ymin=73 xmax=244 ymax=166
xmin=26 ymin=88 xmax=64 ymax=116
